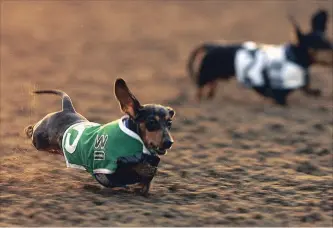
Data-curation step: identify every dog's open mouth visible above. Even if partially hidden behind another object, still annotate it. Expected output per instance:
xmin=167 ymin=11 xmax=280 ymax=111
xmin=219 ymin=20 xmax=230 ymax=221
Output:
xmin=149 ymin=144 xmax=167 ymax=155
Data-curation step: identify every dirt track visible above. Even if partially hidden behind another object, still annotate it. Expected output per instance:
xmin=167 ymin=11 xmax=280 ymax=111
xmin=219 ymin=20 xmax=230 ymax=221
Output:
xmin=1 ymin=1 xmax=333 ymax=226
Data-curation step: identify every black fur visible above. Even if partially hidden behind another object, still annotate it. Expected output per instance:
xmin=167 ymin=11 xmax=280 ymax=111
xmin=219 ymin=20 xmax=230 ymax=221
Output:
xmin=196 ymin=44 xmax=241 ymax=87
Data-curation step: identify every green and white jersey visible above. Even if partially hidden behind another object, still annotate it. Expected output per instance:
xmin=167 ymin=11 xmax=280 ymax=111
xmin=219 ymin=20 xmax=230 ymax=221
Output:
xmin=61 ymin=116 xmax=150 ymax=175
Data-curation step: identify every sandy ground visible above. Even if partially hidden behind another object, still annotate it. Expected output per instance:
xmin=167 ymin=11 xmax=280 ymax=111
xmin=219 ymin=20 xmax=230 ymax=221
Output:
xmin=1 ymin=1 xmax=333 ymax=226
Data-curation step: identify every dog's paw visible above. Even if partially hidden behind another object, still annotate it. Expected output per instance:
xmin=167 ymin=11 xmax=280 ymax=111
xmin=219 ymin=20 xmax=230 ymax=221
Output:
xmin=24 ymin=125 xmax=33 ymax=138
xmin=310 ymin=89 xmax=322 ymax=97
xmin=273 ymin=99 xmax=288 ymax=107
xmin=137 ymin=182 xmax=151 ymax=197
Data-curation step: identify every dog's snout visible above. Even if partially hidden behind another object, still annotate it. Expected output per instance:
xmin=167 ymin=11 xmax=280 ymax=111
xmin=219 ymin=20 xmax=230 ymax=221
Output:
xmin=162 ymin=139 xmax=173 ymax=149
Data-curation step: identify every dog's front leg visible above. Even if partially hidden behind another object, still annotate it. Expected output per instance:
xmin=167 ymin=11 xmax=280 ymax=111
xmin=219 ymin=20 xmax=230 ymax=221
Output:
xmin=269 ymin=89 xmax=289 ymax=107
xmin=302 ymin=72 xmax=322 ymax=97
xmin=138 ymin=179 xmax=152 ymax=197
xmin=134 ymin=165 xmax=157 ymax=197
xmin=133 ymin=155 xmax=160 ymax=196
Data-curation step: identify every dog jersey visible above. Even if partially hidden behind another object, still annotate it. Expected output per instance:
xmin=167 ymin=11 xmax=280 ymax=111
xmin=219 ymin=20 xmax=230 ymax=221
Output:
xmin=61 ymin=116 xmax=150 ymax=175
xmin=234 ymin=42 xmax=306 ymax=89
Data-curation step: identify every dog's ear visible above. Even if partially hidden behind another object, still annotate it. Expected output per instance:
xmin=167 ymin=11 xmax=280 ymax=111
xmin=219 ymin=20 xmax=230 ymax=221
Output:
xmin=167 ymin=107 xmax=176 ymax=119
xmin=288 ymin=14 xmax=305 ymax=45
xmin=114 ymin=78 xmax=142 ymax=118
xmin=311 ymin=9 xmax=328 ymax=33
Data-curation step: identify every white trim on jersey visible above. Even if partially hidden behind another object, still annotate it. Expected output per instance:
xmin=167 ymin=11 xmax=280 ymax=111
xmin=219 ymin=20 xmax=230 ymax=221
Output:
xmin=93 ymin=168 xmax=114 ymax=174
xmin=67 ymin=163 xmax=86 ymax=171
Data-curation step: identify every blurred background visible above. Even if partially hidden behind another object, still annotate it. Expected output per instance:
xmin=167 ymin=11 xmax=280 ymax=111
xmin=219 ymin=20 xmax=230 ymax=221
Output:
xmin=1 ymin=1 xmax=332 ymax=226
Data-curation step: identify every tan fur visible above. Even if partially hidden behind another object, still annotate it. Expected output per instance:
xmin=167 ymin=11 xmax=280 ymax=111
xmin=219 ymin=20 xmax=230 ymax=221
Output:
xmin=310 ymin=49 xmax=333 ymax=66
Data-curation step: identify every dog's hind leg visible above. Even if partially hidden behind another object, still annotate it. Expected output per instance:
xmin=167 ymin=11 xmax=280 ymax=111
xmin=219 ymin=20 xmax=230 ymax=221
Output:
xmin=32 ymin=130 xmax=51 ymax=151
xmin=207 ymin=80 xmax=218 ymax=99
xmin=27 ymin=119 xmax=52 ymax=151
xmin=25 ymin=123 xmax=50 ymax=151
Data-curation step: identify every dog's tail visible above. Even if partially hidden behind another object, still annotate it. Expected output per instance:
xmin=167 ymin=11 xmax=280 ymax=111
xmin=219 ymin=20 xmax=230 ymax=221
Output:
xmin=187 ymin=44 xmax=205 ymax=84
xmin=187 ymin=43 xmax=215 ymax=85
xmin=34 ymin=90 xmax=76 ymax=112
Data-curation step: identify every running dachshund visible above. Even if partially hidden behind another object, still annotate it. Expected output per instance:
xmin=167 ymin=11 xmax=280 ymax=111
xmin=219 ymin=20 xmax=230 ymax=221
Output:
xmin=24 ymin=78 xmax=175 ymax=196
xmin=187 ymin=9 xmax=333 ymax=106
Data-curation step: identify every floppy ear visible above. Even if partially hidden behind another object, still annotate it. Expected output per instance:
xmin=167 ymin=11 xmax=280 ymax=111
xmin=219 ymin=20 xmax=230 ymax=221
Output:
xmin=167 ymin=107 xmax=176 ymax=119
xmin=311 ymin=9 xmax=328 ymax=33
xmin=114 ymin=78 xmax=142 ymax=119
xmin=288 ymin=14 xmax=304 ymax=45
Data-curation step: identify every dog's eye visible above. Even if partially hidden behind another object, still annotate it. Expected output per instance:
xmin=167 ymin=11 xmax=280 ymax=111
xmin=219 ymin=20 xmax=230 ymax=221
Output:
xmin=166 ymin=120 xmax=172 ymax=130
xmin=145 ymin=118 xmax=160 ymax=132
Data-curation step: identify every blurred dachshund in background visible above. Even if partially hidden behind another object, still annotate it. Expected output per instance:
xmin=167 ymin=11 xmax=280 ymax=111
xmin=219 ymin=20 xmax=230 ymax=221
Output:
xmin=187 ymin=9 xmax=332 ymax=106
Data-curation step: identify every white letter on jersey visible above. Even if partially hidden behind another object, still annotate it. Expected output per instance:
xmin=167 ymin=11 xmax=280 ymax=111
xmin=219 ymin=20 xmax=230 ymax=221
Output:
xmin=65 ymin=124 xmax=86 ymax=154
xmin=94 ymin=135 xmax=108 ymax=149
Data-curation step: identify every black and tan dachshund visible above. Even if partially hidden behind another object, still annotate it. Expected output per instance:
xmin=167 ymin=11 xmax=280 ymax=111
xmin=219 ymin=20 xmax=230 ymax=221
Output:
xmin=24 ymin=78 xmax=175 ymax=196
xmin=187 ymin=9 xmax=333 ymax=106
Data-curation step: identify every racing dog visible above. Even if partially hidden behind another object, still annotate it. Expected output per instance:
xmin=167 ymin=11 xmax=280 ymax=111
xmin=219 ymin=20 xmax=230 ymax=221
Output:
xmin=24 ymin=78 xmax=175 ymax=196
xmin=187 ymin=9 xmax=333 ymax=106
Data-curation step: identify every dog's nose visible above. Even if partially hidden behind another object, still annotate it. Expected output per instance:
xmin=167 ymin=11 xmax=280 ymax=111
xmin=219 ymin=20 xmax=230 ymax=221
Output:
xmin=162 ymin=139 xmax=173 ymax=149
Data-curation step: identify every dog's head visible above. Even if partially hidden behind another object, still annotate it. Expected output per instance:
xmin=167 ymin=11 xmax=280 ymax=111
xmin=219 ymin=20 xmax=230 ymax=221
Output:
xmin=289 ymin=9 xmax=333 ymax=66
xmin=114 ymin=78 xmax=175 ymax=155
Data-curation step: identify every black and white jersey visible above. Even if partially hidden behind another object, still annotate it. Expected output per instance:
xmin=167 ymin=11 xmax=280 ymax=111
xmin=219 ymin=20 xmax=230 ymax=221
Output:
xmin=234 ymin=41 xmax=307 ymax=89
